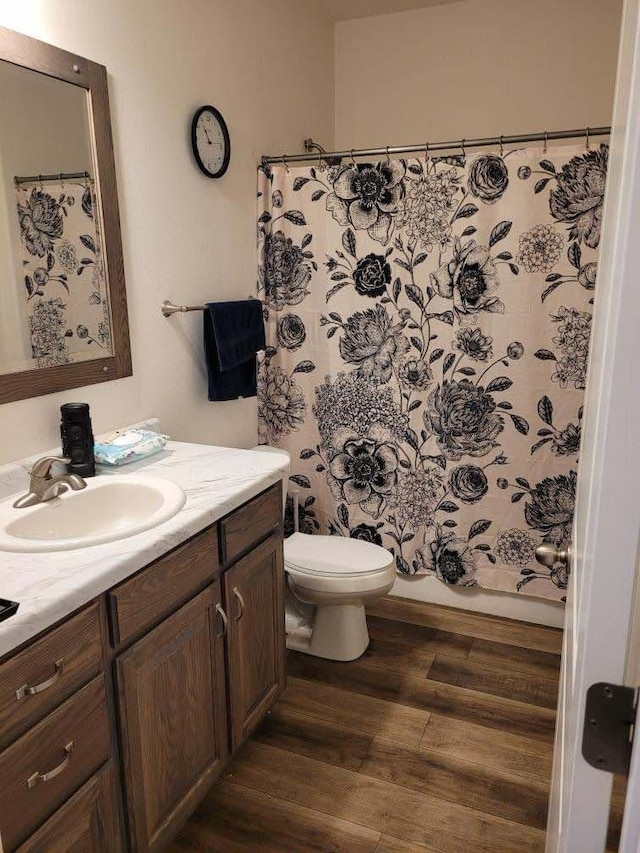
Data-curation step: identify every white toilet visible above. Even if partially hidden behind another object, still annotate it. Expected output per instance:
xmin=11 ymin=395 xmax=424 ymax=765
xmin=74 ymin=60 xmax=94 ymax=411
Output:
xmin=252 ymin=446 xmax=395 ymax=661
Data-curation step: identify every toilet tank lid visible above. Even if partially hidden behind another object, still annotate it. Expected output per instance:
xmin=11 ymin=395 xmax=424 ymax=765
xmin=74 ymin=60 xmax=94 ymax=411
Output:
xmin=284 ymin=532 xmax=393 ymax=576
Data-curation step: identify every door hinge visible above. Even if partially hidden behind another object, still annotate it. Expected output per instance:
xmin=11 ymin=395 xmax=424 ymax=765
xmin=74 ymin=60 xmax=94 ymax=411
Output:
xmin=582 ymin=682 xmax=638 ymax=775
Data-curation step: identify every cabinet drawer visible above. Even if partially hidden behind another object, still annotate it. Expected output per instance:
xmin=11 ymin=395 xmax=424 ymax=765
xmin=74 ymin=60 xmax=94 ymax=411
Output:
xmin=220 ymin=483 xmax=281 ymax=565
xmin=17 ymin=762 xmax=121 ymax=853
xmin=109 ymin=524 xmax=219 ymax=646
xmin=0 ymin=603 xmax=102 ymax=749
xmin=0 ymin=675 xmax=111 ymax=851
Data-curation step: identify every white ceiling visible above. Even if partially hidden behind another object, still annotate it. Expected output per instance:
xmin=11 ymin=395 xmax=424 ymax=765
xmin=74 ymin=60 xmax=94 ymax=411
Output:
xmin=316 ymin=0 xmax=465 ymax=22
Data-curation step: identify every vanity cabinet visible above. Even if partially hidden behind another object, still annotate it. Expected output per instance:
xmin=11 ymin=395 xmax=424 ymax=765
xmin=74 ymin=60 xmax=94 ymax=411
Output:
xmin=16 ymin=763 xmax=122 ymax=852
xmin=0 ymin=676 xmax=112 ymax=850
xmin=116 ymin=586 xmax=228 ymax=853
xmin=224 ymin=534 xmax=285 ymax=750
xmin=0 ymin=481 xmax=284 ymax=852
xmin=0 ymin=602 xmax=103 ymax=751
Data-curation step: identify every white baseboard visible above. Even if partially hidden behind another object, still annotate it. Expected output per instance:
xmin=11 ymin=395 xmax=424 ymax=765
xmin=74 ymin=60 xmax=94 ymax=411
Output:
xmin=391 ymin=575 xmax=565 ymax=628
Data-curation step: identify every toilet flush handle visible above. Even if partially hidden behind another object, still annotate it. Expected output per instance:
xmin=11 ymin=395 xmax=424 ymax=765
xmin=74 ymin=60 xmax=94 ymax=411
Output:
xmin=232 ymin=587 xmax=245 ymax=622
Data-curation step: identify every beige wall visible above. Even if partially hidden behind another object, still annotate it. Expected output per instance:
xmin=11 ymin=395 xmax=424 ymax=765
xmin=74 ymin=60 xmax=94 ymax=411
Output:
xmin=0 ymin=0 xmax=334 ymax=463
xmin=335 ymin=0 xmax=622 ymax=148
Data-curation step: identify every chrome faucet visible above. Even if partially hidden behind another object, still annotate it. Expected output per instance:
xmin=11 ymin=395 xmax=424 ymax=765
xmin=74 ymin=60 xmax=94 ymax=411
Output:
xmin=13 ymin=456 xmax=87 ymax=509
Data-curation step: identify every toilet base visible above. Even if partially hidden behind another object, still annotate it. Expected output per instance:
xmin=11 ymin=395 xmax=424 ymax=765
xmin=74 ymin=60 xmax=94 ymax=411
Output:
xmin=286 ymin=601 xmax=370 ymax=661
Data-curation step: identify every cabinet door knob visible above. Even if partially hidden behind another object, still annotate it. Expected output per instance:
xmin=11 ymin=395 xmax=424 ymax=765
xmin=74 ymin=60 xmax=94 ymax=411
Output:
xmin=27 ymin=741 xmax=74 ymax=789
xmin=16 ymin=658 xmax=64 ymax=701
xmin=215 ymin=603 xmax=228 ymax=638
xmin=232 ymin=587 xmax=245 ymax=622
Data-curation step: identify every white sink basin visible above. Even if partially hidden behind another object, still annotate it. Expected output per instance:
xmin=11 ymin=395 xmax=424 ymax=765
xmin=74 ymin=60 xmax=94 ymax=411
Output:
xmin=0 ymin=474 xmax=186 ymax=552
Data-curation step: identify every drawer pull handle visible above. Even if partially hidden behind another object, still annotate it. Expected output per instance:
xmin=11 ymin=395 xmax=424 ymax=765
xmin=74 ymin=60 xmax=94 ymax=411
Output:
xmin=16 ymin=658 xmax=65 ymax=700
xmin=215 ymin=603 xmax=228 ymax=638
xmin=27 ymin=741 xmax=74 ymax=789
xmin=232 ymin=587 xmax=245 ymax=622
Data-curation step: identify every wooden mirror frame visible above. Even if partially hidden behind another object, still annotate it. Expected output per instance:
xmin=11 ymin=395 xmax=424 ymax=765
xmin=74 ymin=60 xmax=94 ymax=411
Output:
xmin=0 ymin=26 xmax=131 ymax=404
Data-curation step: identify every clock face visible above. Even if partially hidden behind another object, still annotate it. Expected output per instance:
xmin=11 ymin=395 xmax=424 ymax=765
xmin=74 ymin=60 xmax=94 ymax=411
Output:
xmin=191 ymin=106 xmax=230 ymax=178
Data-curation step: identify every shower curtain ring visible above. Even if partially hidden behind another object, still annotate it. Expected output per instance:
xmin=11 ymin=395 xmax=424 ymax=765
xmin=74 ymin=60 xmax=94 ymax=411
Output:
xmin=499 ymin=135 xmax=504 ymax=157
xmin=281 ymin=154 xmax=290 ymax=174
xmin=585 ymin=126 xmax=591 ymax=150
xmin=424 ymin=142 xmax=429 ymax=164
xmin=460 ymin=139 xmax=466 ymax=159
xmin=543 ymin=131 xmax=548 ymax=154
xmin=38 ymin=174 xmax=44 ymax=191
xmin=350 ymin=150 xmax=357 ymax=168
xmin=386 ymin=146 xmax=391 ymax=163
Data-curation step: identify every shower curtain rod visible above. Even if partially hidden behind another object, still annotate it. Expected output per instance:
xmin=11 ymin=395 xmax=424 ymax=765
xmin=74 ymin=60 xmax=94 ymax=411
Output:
xmin=13 ymin=170 xmax=92 ymax=185
xmin=262 ymin=125 xmax=611 ymax=165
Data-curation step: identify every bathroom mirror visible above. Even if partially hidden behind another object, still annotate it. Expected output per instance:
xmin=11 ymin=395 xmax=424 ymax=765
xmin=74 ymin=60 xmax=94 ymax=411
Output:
xmin=0 ymin=26 xmax=131 ymax=403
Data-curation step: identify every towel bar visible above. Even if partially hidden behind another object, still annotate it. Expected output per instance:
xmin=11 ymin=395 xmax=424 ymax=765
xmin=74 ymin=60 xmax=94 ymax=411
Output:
xmin=162 ymin=297 xmax=263 ymax=317
xmin=161 ymin=300 xmax=207 ymax=317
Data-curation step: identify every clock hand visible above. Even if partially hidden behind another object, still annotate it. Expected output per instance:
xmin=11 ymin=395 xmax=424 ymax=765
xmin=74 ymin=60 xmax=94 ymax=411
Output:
xmin=203 ymin=127 xmax=212 ymax=144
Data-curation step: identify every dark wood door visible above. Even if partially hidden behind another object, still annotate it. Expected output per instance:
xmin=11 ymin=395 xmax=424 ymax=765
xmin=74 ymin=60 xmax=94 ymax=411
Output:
xmin=116 ymin=585 xmax=228 ymax=853
xmin=224 ymin=534 xmax=285 ymax=751
xmin=17 ymin=763 xmax=122 ymax=853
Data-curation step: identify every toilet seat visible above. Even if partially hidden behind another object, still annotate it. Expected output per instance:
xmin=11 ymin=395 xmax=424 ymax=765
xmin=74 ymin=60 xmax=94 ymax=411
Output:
xmin=284 ymin=532 xmax=394 ymax=578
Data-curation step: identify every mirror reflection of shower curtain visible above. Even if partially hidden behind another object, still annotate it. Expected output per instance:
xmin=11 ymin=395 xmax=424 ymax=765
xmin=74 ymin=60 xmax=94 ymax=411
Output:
xmin=257 ymin=144 xmax=607 ymax=602
xmin=14 ymin=179 xmax=112 ymax=369
xmin=0 ymin=153 xmax=30 ymax=370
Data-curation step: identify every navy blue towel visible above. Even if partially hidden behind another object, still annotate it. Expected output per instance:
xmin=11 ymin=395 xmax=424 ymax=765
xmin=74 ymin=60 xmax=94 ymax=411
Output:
xmin=203 ymin=300 xmax=265 ymax=401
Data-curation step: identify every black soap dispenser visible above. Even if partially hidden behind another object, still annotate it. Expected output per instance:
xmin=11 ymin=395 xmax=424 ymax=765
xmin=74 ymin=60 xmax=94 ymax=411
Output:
xmin=60 ymin=402 xmax=96 ymax=477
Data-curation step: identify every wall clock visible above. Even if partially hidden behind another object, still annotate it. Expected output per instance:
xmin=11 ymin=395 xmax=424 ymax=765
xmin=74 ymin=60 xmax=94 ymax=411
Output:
xmin=191 ymin=105 xmax=230 ymax=178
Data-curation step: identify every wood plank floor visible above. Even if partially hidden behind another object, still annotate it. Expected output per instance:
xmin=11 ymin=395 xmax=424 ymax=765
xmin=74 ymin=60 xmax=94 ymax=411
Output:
xmin=170 ymin=598 xmax=569 ymax=853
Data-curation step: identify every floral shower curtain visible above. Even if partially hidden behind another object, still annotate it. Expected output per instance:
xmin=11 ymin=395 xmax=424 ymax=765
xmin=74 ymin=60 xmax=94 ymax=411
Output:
xmin=257 ymin=143 xmax=607 ymax=602
xmin=16 ymin=180 xmax=111 ymax=368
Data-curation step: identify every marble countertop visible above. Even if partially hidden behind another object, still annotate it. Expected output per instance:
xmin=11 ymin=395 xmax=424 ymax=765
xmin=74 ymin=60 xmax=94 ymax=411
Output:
xmin=0 ymin=441 xmax=288 ymax=658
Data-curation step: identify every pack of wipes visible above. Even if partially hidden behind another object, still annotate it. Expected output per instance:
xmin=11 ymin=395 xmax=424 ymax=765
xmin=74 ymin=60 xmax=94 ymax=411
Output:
xmin=94 ymin=429 xmax=168 ymax=466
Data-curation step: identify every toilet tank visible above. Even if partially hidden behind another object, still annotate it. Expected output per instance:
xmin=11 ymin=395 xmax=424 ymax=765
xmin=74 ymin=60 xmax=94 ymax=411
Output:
xmin=251 ymin=445 xmax=290 ymax=516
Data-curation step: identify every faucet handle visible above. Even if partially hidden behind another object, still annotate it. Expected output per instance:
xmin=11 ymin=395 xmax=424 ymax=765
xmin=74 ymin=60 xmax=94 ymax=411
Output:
xmin=30 ymin=455 xmax=71 ymax=478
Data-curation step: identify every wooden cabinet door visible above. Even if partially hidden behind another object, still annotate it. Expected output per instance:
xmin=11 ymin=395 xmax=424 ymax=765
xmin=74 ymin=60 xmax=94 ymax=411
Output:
xmin=116 ymin=585 xmax=228 ymax=853
xmin=224 ymin=534 xmax=285 ymax=751
xmin=17 ymin=762 xmax=121 ymax=853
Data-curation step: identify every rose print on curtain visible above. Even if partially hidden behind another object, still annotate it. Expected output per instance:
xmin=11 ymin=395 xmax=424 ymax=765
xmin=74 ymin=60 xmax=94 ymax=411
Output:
xmin=257 ymin=144 xmax=607 ymax=602
xmin=15 ymin=180 xmax=112 ymax=368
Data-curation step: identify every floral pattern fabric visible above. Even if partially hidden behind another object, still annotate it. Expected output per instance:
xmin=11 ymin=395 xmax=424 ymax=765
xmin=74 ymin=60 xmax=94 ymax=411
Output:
xmin=15 ymin=181 xmax=112 ymax=368
xmin=257 ymin=144 xmax=607 ymax=602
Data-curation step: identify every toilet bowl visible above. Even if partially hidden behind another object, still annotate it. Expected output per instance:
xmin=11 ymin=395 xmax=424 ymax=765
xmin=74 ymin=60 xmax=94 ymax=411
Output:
xmin=251 ymin=445 xmax=396 ymax=661
xmin=284 ymin=531 xmax=395 ymax=660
